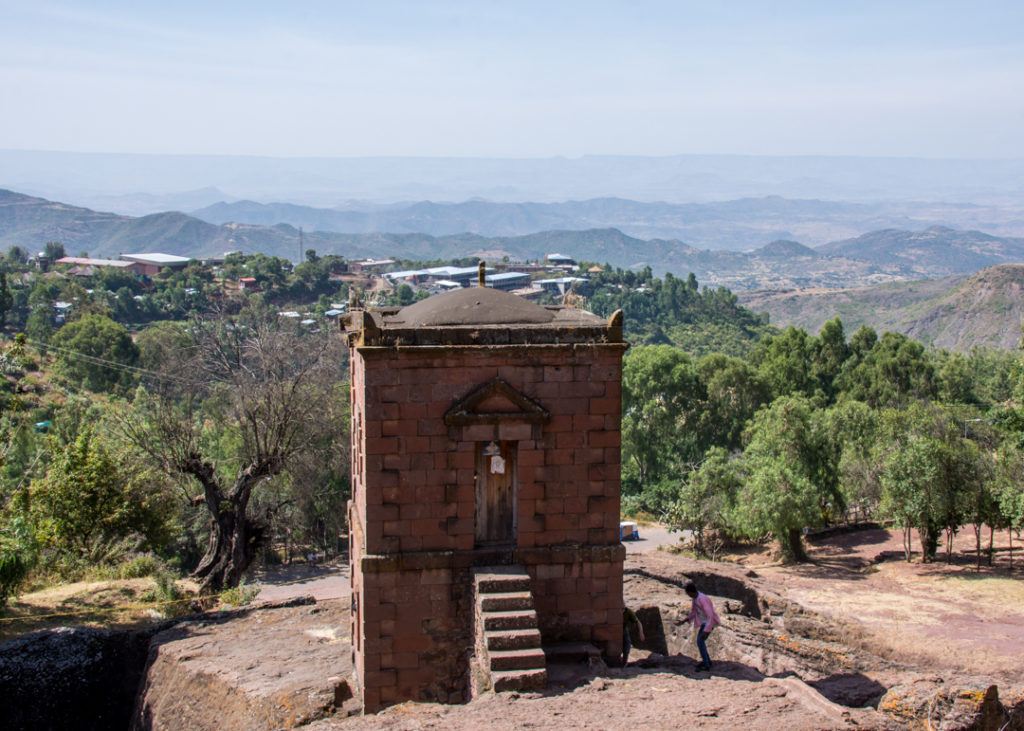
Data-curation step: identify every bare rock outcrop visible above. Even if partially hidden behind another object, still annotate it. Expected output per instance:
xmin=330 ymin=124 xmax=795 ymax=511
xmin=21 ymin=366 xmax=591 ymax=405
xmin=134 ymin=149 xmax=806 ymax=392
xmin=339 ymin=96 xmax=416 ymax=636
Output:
xmin=132 ymin=598 xmax=356 ymax=730
xmin=878 ymin=677 xmax=1024 ymax=730
xmin=0 ymin=625 xmax=156 ymax=730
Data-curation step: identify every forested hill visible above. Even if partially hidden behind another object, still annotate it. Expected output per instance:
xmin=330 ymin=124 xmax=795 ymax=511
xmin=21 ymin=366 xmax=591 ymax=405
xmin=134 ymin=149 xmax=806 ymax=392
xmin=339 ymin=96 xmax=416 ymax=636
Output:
xmin=738 ymin=263 xmax=1024 ymax=352
xmin=587 ymin=269 xmax=773 ymax=357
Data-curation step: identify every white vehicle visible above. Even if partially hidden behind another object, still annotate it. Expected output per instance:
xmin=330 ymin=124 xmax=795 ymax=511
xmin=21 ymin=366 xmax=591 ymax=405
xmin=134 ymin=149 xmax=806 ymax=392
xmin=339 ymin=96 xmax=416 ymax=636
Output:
xmin=620 ymin=521 xmax=639 ymax=541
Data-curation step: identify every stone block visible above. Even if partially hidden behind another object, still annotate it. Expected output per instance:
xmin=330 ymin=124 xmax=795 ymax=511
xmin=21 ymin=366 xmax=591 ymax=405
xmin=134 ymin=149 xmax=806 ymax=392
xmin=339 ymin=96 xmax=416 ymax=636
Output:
xmin=366 ymin=503 xmax=400 ymax=522
xmin=556 ymin=397 xmax=589 ymax=414
xmin=399 ymin=436 xmax=431 ymax=454
xmin=544 ymin=448 xmax=572 ymax=466
xmin=589 ymin=430 xmax=621 ymax=448
xmin=518 ymin=481 xmax=542 ymax=500
xmin=463 ymin=424 xmax=497 ymax=441
xmin=575 ymin=447 xmax=606 ymax=465
xmin=399 ymin=502 xmax=431 ymax=520
xmin=572 ymin=413 xmax=605 ymax=431
xmin=400 ymin=535 xmax=423 ymax=551
xmin=536 ymin=564 xmax=564 ymax=580
xmin=366 ymin=436 xmax=399 ymax=455
xmin=555 ymin=431 xmax=585 ymax=449
xmin=418 ymin=418 xmax=446 ymax=436
xmin=381 ymin=453 xmax=410 ymax=471
xmin=536 ymin=498 xmax=564 ymax=514
xmin=590 ymin=396 xmax=619 ymax=415
xmin=498 ymin=422 xmax=533 ymax=441
xmin=380 ymin=385 xmax=408 ymax=403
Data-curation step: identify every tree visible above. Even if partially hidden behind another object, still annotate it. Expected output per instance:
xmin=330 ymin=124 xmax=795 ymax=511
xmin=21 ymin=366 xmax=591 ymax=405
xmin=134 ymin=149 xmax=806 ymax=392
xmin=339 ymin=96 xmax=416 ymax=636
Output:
xmin=44 ymin=241 xmax=66 ymax=262
xmin=823 ymin=400 xmax=881 ymax=521
xmin=51 ymin=313 xmax=140 ymax=393
xmin=812 ymin=317 xmax=849 ymax=403
xmin=0 ymin=271 xmax=12 ymax=329
xmin=995 ymin=441 xmax=1024 ymax=568
xmin=838 ymin=331 xmax=936 ymax=408
xmin=621 ymin=346 xmax=704 ymax=507
xmin=668 ymin=447 xmax=741 ymax=559
xmin=750 ymin=326 xmax=816 ymax=400
xmin=732 ymin=395 xmax=841 ymax=561
xmin=120 ymin=306 xmax=346 ymax=591
xmin=27 ymin=429 xmax=173 ymax=554
xmin=694 ymin=353 xmax=770 ymax=452
xmin=877 ymin=403 xmax=972 ymax=562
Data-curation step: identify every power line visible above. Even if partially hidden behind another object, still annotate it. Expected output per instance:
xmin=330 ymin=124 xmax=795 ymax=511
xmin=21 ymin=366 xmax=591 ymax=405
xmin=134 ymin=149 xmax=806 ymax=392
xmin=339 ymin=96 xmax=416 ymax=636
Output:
xmin=20 ymin=337 xmax=189 ymax=383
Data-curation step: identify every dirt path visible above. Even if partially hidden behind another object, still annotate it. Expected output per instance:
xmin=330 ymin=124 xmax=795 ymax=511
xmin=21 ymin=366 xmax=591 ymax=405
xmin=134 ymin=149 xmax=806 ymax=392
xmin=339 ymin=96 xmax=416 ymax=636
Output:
xmin=253 ymin=559 xmax=350 ymax=603
xmin=624 ymin=524 xmax=685 ymax=554
xmin=754 ymin=527 xmax=1024 ymax=680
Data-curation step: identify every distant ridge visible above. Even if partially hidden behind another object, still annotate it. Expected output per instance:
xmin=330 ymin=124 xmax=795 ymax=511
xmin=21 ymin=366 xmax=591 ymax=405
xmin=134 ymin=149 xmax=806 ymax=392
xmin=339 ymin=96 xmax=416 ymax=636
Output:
xmin=738 ymin=263 xmax=1024 ymax=351
xmin=3 ymin=188 xmax=1024 ymax=292
xmin=815 ymin=226 xmax=1024 ymax=276
xmin=188 ymin=196 xmax=1024 ymax=252
xmin=754 ymin=240 xmax=819 ymax=258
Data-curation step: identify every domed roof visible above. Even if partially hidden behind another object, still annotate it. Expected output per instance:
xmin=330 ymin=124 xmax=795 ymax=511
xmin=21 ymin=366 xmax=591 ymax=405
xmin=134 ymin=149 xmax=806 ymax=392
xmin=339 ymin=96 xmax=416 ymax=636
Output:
xmin=385 ymin=286 xmax=556 ymax=327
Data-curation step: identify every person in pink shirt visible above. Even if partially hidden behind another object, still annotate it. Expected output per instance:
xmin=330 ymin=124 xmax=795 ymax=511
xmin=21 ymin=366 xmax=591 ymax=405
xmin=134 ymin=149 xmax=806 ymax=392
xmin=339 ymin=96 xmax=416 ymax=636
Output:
xmin=681 ymin=581 xmax=720 ymax=672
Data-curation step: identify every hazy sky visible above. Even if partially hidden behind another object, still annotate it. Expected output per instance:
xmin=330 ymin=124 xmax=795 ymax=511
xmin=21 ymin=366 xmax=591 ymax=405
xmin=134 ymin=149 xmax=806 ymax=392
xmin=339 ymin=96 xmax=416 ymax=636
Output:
xmin=2 ymin=1 xmax=1022 ymax=158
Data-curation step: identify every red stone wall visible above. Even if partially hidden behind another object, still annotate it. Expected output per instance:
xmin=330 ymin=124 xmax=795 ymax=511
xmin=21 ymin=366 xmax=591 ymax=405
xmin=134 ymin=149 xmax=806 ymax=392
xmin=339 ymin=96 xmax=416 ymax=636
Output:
xmin=349 ymin=342 xmax=626 ymax=711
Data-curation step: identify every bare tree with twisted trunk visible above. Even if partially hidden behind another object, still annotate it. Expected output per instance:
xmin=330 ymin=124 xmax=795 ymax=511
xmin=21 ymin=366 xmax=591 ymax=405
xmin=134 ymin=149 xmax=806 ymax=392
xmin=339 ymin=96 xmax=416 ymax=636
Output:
xmin=120 ymin=307 xmax=345 ymax=592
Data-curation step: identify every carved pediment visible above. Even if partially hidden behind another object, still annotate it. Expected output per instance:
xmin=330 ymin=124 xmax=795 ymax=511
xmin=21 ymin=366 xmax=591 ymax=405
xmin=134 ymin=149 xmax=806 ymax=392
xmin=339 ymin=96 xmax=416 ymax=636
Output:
xmin=444 ymin=378 xmax=551 ymax=426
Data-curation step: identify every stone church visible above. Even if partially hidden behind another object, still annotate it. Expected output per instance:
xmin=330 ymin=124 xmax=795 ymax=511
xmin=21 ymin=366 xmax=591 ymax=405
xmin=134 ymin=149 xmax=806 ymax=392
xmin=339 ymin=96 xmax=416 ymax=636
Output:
xmin=345 ymin=280 xmax=626 ymax=711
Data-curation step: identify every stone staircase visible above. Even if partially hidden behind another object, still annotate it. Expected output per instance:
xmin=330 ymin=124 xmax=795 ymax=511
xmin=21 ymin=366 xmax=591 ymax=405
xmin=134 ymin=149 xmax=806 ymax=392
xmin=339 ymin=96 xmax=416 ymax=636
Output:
xmin=472 ymin=566 xmax=547 ymax=693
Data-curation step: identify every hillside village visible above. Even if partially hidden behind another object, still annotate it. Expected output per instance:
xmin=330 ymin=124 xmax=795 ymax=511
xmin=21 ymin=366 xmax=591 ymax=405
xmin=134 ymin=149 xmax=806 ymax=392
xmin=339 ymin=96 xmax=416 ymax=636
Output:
xmin=6 ymin=245 xmax=600 ymax=336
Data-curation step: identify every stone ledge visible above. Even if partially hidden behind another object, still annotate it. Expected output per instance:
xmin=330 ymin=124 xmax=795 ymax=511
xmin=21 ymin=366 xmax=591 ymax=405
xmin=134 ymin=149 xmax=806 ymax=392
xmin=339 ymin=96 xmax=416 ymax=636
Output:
xmin=360 ymin=544 xmax=626 ymax=573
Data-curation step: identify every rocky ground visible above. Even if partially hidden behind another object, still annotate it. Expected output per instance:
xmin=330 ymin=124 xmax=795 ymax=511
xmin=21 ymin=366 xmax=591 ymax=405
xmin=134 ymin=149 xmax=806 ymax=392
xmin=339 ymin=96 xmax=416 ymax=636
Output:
xmin=5 ymin=527 xmax=1023 ymax=730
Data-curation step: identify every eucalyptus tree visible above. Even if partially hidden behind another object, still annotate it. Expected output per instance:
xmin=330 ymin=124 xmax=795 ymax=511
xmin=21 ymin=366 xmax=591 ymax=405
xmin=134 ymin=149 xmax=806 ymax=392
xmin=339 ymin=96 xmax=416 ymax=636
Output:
xmin=732 ymin=395 xmax=841 ymax=561
xmin=621 ymin=345 xmax=704 ymax=511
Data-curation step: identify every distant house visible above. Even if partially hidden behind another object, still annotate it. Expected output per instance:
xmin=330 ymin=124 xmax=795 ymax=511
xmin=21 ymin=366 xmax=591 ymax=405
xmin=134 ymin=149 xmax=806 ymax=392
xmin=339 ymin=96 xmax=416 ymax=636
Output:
xmin=351 ymin=258 xmax=396 ymax=273
xmin=53 ymin=301 xmax=73 ymax=324
xmin=120 ymin=253 xmax=192 ymax=277
xmin=538 ymin=276 xmax=589 ymax=295
xmin=384 ymin=265 xmax=491 ymax=288
xmin=55 ymin=257 xmax=140 ymax=277
xmin=238 ymin=277 xmax=259 ymax=292
xmin=545 ymin=253 xmax=576 ymax=268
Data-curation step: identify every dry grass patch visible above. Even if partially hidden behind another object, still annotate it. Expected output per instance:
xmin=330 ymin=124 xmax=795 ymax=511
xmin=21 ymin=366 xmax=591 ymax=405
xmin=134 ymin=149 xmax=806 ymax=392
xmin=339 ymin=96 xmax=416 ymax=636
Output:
xmin=0 ymin=576 xmax=200 ymax=643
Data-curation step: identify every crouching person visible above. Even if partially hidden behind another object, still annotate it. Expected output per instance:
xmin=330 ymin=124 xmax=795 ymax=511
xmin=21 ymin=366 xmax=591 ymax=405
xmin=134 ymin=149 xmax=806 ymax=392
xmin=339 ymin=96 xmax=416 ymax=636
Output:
xmin=681 ymin=581 xmax=720 ymax=672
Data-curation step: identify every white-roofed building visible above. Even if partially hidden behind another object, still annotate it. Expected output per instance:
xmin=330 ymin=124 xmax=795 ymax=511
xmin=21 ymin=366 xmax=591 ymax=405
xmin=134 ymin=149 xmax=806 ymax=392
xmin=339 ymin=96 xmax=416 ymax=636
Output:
xmin=120 ymin=253 xmax=192 ymax=277
xmin=485 ymin=271 xmax=531 ymax=291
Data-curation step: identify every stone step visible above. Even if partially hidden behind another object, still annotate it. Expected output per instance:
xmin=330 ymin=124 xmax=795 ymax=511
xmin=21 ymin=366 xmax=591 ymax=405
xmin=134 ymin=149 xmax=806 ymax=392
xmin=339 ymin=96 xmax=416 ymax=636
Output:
xmin=490 ymin=668 xmax=547 ymax=693
xmin=483 ymin=610 xmax=539 ymax=632
xmin=488 ymin=648 xmax=547 ymax=672
xmin=473 ymin=569 xmax=532 ymax=595
xmin=479 ymin=591 xmax=533 ymax=612
xmin=485 ymin=628 xmax=542 ymax=652
xmin=543 ymin=641 xmax=601 ymax=664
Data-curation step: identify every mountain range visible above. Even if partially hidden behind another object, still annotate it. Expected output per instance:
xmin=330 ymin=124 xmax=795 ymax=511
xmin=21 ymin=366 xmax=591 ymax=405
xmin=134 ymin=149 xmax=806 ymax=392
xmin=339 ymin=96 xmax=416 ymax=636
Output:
xmin=188 ymin=196 xmax=1024 ymax=251
xmin=3 ymin=187 xmax=1023 ymax=351
xmin=5 ymin=150 xmax=1024 ymax=210
xmin=4 ymin=189 xmax=1024 ymax=291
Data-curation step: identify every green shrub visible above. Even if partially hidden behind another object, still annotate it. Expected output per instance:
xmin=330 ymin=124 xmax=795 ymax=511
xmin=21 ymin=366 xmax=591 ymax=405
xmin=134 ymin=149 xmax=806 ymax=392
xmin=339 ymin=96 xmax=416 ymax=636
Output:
xmin=0 ymin=549 xmax=28 ymax=608
xmin=219 ymin=580 xmax=259 ymax=608
xmin=117 ymin=553 xmax=164 ymax=579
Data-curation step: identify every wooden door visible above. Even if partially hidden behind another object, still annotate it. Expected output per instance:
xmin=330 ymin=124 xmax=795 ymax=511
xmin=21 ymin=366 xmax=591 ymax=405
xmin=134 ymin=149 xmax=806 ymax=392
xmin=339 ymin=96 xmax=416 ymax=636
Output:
xmin=475 ymin=440 xmax=517 ymax=547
